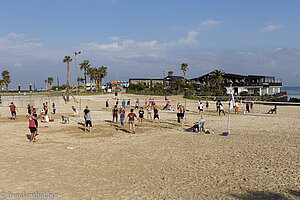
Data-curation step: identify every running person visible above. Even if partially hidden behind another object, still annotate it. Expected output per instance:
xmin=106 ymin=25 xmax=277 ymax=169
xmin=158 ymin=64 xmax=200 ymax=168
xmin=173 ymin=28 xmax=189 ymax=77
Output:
xmin=153 ymin=105 xmax=159 ymax=123
xmin=138 ymin=107 xmax=145 ymax=124
xmin=9 ymin=102 xmax=17 ymax=120
xmin=112 ymin=105 xmax=118 ymax=123
xmin=126 ymin=109 xmax=138 ymax=134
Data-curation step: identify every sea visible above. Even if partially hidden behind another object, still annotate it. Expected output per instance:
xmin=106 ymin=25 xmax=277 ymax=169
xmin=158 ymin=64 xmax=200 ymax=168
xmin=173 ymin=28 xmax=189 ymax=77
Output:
xmin=281 ymin=86 xmax=300 ymax=99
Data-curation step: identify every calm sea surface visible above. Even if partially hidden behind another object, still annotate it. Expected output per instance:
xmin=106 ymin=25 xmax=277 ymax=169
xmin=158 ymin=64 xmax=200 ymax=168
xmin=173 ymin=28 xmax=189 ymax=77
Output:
xmin=282 ymin=86 xmax=300 ymax=99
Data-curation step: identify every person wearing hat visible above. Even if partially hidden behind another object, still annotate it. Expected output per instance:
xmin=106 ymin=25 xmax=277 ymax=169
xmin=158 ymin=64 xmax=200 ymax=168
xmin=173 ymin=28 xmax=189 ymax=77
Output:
xmin=83 ymin=106 xmax=92 ymax=133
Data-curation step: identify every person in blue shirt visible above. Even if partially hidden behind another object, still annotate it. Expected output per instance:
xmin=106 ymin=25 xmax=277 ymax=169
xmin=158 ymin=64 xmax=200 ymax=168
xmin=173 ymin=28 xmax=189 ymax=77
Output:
xmin=122 ymin=99 xmax=126 ymax=108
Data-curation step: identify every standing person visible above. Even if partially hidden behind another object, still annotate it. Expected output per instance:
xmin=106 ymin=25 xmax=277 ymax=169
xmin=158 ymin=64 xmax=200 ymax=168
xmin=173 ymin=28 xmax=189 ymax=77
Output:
xmin=127 ymin=99 xmax=131 ymax=108
xmin=122 ymin=99 xmax=126 ymax=108
xmin=126 ymin=109 xmax=138 ymax=134
xmin=250 ymin=101 xmax=254 ymax=112
xmin=153 ymin=105 xmax=160 ymax=123
xmin=52 ymin=103 xmax=56 ymax=114
xmin=198 ymin=100 xmax=203 ymax=114
xmin=9 ymin=102 xmax=17 ymax=120
xmin=235 ymin=101 xmax=239 ymax=114
xmin=219 ymin=103 xmax=225 ymax=116
xmin=112 ymin=105 xmax=119 ymax=123
xmin=32 ymin=108 xmax=39 ymax=134
xmin=135 ymin=99 xmax=139 ymax=109
xmin=27 ymin=113 xmax=38 ymax=143
xmin=84 ymin=107 xmax=92 ymax=133
xmin=216 ymin=100 xmax=220 ymax=113
xmin=206 ymin=100 xmax=209 ymax=108
xmin=119 ymin=106 xmax=126 ymax=128
xmin=106 ymin=99 xmax=109 ymax=108
xmin=145 ymin=99 xmax=148 ymax=107
xmin=116 ymin=99 xmax=119 ymax=107
xmin=178 ymin=104 xmax=184 ymax=126
xmin=138 ymin=107 xmax=145 ymax=124
xmin=43 ymin=103 xmax=48 ymax=115
xmin=27 ymin=103 xmax=32 ymax=115
xmin=147 ymin=105 xmax=152 ymax=120
xmin=246 ymin=102 xmax=250 ymax=113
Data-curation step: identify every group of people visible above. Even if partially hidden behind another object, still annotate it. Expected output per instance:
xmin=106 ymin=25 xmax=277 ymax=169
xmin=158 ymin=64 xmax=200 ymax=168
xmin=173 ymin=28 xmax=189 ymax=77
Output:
xmin=25 ymin=102 xmax=56 ymax=143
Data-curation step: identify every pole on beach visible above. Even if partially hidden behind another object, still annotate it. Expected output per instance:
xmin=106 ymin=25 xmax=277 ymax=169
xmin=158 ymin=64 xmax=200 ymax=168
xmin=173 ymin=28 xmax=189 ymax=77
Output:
xmin=227 ymin=108 xmax=231 ymax=134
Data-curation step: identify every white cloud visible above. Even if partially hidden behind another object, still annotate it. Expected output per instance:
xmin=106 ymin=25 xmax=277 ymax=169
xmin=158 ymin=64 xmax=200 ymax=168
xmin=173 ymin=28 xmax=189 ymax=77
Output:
xmin=261 ymin=24 xmax=284 ymax=32
xmin=8 ymin=32 xmax=26 ymax=39
xmin=200 ymin=20 xmax=222 ymax=29
xmin=178 ymin=31 xmax=199 ymax=45
xmin=110 ymin=36 xmax=121 ymax=41
xmin=273 ymin=48 xmax=282 ymax=52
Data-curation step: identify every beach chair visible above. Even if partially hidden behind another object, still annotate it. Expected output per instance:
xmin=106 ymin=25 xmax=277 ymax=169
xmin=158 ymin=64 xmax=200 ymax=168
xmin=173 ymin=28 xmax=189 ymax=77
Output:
xmin=61 ymin=116 xmax=69 ymax=124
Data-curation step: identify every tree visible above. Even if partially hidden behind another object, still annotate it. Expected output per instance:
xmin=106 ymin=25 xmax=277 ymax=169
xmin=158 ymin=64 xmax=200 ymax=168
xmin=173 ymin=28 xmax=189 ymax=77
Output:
xmin=63 ymin=56 xmax=73 ymax=102
xmin=100 ymin=66 xmax=107 ymax=86
xmin=168 ymin=71 xmax=174 ymax=76
xmin=180 ymin=63 xmax=188 ymax=84
xmin=79 ymin=60 xmax=91 ymax=91
xmin=44 ymin=80 xmax=48 ymax=91
xmin=47 ymin=77 xmax=54 ymax=89
xmin=2 ymin=70 xmax=11 ymax=93
xmin=77 ymin=77 xmax=84 ymax=86
xmin=87 ymin=67 xmax=96 ymax=92
xmin=209 ymin=69 xmax=225 ymax=90
xmin=0 ymin=79 xmax=4 ymax=93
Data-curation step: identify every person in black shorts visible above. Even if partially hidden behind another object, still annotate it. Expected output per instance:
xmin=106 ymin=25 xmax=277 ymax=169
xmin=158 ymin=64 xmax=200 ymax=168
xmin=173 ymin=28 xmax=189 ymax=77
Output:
xmin=138 ymin=107 xmax=145 ymax=124
xmin=84 ymin=108 xmax=92 ymax=133
xmin=153 ymin=105 xmax=159 ymax=123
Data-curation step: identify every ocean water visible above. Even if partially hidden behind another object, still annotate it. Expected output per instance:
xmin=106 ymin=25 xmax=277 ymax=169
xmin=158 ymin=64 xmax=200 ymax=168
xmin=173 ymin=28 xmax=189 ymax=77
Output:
xmin=281 ymin=86 xmax=300 ymax=99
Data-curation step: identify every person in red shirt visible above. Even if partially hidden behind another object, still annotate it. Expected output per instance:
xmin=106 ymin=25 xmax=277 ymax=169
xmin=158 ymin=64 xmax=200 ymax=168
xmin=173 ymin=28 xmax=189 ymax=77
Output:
xmin=126 ymin=109 xmax=138 ymax=134
xmin=9 ymin=102 xmax=17 ymax=120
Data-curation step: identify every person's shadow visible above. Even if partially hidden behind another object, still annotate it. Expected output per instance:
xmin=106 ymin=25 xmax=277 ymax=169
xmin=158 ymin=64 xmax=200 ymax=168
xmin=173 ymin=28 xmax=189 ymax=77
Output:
xmin=26 ymin=133 xmax=39 ymax=141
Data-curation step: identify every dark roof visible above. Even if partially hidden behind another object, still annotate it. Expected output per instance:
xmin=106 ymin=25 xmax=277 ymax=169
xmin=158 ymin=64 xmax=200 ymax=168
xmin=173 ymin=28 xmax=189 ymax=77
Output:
xmin=164 ymin=76 xmax=184 ymax=80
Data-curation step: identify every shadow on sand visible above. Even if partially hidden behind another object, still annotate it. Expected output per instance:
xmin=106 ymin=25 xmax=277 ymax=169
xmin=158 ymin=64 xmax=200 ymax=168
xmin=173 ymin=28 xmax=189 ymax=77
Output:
xmin=230 ymin=190 xmax=300 ymax=200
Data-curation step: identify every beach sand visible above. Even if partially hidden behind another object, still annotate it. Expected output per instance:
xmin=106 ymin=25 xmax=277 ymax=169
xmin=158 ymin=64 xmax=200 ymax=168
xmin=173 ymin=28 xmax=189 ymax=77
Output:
xmin=0 ymin=94 xmax=299 ymax=199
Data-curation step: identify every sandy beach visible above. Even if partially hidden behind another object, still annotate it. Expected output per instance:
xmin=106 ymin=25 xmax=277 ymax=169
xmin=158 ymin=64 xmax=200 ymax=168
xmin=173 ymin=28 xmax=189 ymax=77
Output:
xmin=0 ymin=94 xmax=299 ymax=199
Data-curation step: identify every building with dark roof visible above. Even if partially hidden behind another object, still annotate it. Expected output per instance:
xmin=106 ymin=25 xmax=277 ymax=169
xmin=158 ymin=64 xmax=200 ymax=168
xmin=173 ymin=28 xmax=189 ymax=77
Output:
xmin=190 ymin=71 xmax=282 ymax=95
xmin=129 ymin=76 xmax=184 ymax=88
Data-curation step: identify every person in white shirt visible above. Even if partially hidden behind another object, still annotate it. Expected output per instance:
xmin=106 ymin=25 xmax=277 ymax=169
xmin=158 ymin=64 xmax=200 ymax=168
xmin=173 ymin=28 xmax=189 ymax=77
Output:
xmin=219 ymin=103 xmax=225 ymax=116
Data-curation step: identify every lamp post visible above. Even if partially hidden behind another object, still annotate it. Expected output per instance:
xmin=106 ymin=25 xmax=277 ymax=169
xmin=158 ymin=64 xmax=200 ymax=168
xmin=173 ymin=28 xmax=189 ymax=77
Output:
xmin=74 ymin=50 xmax=81 ymax=93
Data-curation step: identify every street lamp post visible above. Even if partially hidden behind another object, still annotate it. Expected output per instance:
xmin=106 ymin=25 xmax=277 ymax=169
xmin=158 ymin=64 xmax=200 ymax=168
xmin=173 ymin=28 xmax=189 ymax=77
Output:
xmin=74 ymin=50 xmax=81 ymax=93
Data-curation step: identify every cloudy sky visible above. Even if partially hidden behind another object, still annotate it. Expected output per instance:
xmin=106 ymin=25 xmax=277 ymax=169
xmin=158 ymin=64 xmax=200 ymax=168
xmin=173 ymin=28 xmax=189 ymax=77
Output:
xmin=0 ymin=0 xmax=300 ymax=88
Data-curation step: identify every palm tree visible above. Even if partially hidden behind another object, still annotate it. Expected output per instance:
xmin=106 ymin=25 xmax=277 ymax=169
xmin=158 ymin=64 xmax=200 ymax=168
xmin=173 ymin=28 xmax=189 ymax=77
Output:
xmin=168 ymin=71 xmax=174 ymax=76
xmin=2 ymin=70 xmax=11 ymax=93
xmin=79 ymin=60 xmax=91 ymax=91
xmin=44 ymin=80 xmax=48 ymax=91
xmin=87 ymin=67 xmax=96 ymax=92
xmin=47 ymin=77 xmax=54 ymax=90
xmin=63 ymin=56 xmax=73 ymax=102
xmin=0 ymin=79 xmax=4 ymax=93
xmin=100 ymin=66 xmax=107 ymax=86
xmin=180 ymin=63 xmax=188 ymax=84
xmin=209 ymin=69 xmax=225 ymax=90
xmin=94 ymin=67 xmax=102 ymax=92
xmin=77 ymin=77 xmax=84 ymax=86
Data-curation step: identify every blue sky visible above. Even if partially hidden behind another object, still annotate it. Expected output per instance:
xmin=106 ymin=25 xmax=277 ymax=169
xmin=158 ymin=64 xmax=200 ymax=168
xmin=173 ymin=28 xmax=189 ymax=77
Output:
xmin=1 ymin=0 xmax=300 ymax=88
